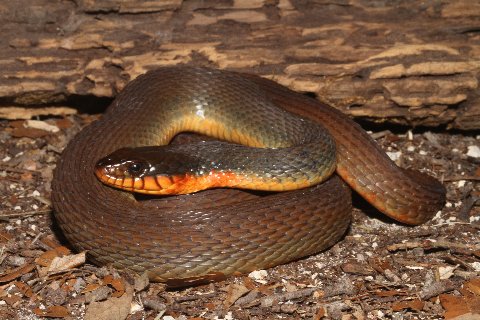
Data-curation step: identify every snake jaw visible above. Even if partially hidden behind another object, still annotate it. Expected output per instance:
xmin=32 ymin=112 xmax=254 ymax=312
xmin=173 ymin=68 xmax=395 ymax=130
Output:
xmin=95 ymin=162 xmax=244 ymax=195
xmin=94 ymin=153 xmax=153 ymax=191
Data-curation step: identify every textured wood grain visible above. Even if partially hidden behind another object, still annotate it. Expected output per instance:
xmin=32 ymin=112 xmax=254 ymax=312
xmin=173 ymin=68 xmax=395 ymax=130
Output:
xmin=1 ymin=0 xmax=479 ymax=129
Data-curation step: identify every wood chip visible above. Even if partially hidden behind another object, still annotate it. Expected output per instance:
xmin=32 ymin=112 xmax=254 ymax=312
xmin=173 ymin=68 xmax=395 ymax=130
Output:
xmin=0 ymin=107 xmax=77 ymax=120
xmin=0 ymin=263 xmax=35 ymax=283
xmin=341 ymin=262 xmax=375 ymax=275
xmin=391 ymin=299 xmax=424 ymax=311
xmin=440 ymin=293 xmax=480 ymax=319
xmin=36 ymin=246 xmax=71 ymax=267
xmin=13 ymin=281 xmax=33 ymax=298
xmin=25 ymin=120 xmax=59 ymax=133
xmin=33 ymin=305 xmax=70 ymax=318
xmin=375 ymin=290 xmax=407 ymax=297
xmin=464 ymin=278 xmax=480 ymax=295
xmin=11 ymin=126 xmax=50 ymax=138
xmin=420 ymin=280 xmax=456 ymax=300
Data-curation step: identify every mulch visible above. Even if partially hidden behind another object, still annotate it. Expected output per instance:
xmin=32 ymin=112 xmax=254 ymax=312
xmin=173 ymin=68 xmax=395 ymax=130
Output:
xmin=0 ymin=113 xmax=479 ymax=320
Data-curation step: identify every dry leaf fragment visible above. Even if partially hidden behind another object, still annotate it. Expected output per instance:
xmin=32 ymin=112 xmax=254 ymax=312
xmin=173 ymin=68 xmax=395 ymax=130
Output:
xmin=49 ymin=252 xmax=85 ymax=272
xmin=133 ymin=271 xmax=150 ymax=292
xmin=102 ymin=275 xmax=125 ymax=297
xmin=341 ymin=262 xmax=375 ymax=275
xmin=391 ymin=299 xmax=424 ymax=312
xmin=375 ymin=290 xmax=407 ymax=297
xmin=85 ymin=286 xmax=112 ymax=303
xmin=143 ymin=295 xmax=166 ymax=312
xmin=41 ymin=252 xmax=86 ymax=276
xmin=84 ymin=282 xmax=133 ymax=320
xmin=82 ymin=283 xmax=102 ymax=293
xmin=440 ymin=286 xmax=480 ymax=320
xmin=314 ymin=306 xmax=326 ymax=320
xmin=0 ymin=231 xmax=13 ymax=242
xmin=13 ymin=281 xmax=33 ymax=298
xmin=40 ymin=236 xmax=63 ymax=249
xmin=55 ymin=118 xmax=74 ymax=129
xmin=20 ymin=171 xmax=34 ymax=182
xmin=465 ymin=278 xmax=480 ymax=295
xmin=36 ymin=246 xmax=71 ymax=267
xmin=368 ymin=257 xmax=393 ymax=273
xmin=11 ymin=126 xmax=49 ymax=138
xmin=3 ymin=294 xmax=22 ymax=306
xmin=440 ymin=294 xmax=472 ymax=319
xmin=0 ymin=263 xmax=35 ymax=283
xmin=223 ymin=283 xmax=250 ymax=307
xmin=34 ymin=305 xmax=69 ymax=318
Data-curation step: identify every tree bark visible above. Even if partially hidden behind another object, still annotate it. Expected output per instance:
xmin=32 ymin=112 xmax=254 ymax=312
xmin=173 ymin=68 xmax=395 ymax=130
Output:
xmin=1 ymin=0 xmax=479 ymax=129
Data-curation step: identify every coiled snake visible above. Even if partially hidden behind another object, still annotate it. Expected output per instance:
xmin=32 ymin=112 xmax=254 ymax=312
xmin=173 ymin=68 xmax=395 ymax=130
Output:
xmin=51 ymin=67 xmax=445 ymax=286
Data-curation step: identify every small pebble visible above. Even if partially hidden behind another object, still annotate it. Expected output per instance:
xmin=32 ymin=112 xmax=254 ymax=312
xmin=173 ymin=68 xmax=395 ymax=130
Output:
xmin=438 ymin=266 xmax=456 ymax=280
xmin=8 ymin=256 xmax=27 ymax=267
xmin=130 ymin=302 xmax=143 ymax=313
xmin=466 ymin=145 xmax=480 ymax=158
xmin=248 ymin=270 xmax=268 ymax=283
xmin=470 ymin=262 xmax=480 ymax=272
xmin=386 ymin=151 xmax=401 ymax=161
xmin=407 ymin=130 xmax=413 ymax=141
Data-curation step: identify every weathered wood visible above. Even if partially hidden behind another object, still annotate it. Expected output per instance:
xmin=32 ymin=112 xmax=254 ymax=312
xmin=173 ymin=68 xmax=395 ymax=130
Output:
xmin=1 ymin=0 xmax=479 ymax=129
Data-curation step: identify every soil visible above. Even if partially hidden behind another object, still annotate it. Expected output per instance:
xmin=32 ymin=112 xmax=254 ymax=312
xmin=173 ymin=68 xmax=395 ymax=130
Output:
xmin=0 ymin=112 xmax=479 ymax=319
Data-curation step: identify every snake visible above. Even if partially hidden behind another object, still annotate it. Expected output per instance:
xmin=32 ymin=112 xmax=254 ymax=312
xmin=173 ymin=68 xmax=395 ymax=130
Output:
xmin=51 ymin=66 xmax=446 ymax=287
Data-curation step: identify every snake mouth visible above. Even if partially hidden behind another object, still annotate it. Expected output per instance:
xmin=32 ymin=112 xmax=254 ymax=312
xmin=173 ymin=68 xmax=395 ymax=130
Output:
xmin=94 ymin=164 xmax=125 ymax=188
xmin=94 ymin=159 xmax=184 ymax=194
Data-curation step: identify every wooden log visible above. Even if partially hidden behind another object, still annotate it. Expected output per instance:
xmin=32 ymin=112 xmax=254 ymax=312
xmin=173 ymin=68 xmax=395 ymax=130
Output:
xmin=0 ymin=0 xmax=479 ymax=129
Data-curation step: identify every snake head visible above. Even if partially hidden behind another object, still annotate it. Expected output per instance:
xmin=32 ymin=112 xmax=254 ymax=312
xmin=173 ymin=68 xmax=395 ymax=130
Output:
xmin=94 ymin=143 xmax=246 ymax=195
xmin=95 ymin=147 xmax=154 ymax=191
xmin=94 ymin=146 xmax=217 ymax=195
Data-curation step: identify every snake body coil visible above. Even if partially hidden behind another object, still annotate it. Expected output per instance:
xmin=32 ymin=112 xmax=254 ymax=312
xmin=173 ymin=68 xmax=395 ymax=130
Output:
xmin=51 ymin=67 xmax=446 ymax=286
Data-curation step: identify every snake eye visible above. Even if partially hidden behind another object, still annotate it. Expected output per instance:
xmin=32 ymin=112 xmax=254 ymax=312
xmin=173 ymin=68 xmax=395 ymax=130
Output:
xmin=127 ymin=161 xmax=147 ymax=176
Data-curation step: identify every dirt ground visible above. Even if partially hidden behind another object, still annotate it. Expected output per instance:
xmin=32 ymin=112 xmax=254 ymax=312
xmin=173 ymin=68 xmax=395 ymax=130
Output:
xmin=0 ymin=111 xmax=479 ymax=319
